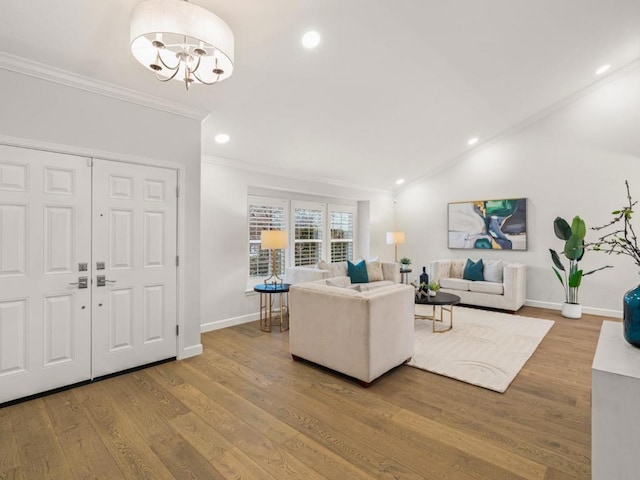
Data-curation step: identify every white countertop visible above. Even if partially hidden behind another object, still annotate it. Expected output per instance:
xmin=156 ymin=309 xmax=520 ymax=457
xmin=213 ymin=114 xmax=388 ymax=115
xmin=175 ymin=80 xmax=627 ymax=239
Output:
xmin=592 ymin=320 xmax=640 ymax=379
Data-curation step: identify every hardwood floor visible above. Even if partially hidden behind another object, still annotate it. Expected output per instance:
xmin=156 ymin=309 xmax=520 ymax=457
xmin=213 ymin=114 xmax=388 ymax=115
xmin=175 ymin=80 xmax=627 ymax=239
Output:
xmin=0 ymin=306 xmax=605 ymax=479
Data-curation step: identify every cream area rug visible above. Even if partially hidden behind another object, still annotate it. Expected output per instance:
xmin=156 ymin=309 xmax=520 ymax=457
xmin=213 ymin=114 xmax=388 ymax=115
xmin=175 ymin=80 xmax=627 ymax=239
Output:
xmin=408 ymin=306 xmax=554 ymax=393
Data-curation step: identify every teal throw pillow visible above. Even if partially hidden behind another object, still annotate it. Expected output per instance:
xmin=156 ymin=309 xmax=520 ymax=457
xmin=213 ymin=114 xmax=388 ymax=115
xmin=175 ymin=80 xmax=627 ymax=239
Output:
xmin=347 ymin=260 xmax=369 ymax=284
xmin=463 ymin=258 xmax=484 ymax=281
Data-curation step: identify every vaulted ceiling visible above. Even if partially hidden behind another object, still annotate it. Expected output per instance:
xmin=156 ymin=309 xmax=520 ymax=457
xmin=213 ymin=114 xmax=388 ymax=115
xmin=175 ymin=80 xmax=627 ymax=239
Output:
xmin=1 ymin=0 xmax=639 ymax=190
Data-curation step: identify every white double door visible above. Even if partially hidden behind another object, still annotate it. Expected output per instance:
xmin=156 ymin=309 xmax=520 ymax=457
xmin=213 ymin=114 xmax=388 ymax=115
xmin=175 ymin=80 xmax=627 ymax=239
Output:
xmin=0 ymin=145 xmax=178 ymax=404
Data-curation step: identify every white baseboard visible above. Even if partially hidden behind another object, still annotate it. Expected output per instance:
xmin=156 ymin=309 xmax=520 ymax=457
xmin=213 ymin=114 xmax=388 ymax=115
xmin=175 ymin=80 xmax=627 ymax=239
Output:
xmin=179 ymin=343 xmax=203 ymax=359
xmin=201 ymin=312 xmax=260 ymax=333
xmin=525 ymin=300 xmax=622 ymax=319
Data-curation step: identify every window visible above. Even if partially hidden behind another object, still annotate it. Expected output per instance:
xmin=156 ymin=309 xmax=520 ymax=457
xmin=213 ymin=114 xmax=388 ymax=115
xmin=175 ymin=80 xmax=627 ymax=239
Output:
xmin=247 ymin=194 xmax=357 ymax=286
xmin=248 ymin=196 xmax=288 ymax=281
xmin=329 ymin=205 xmax=355 ymax=263
xmin=292 ymin=201 xmax=324 ymax=266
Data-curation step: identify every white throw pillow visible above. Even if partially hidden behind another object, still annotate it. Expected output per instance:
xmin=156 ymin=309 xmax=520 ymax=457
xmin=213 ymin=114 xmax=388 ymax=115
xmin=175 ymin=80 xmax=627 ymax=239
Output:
xmin=450 ymin=260 xmax=465 ymax=279
xmin=317 ymin=259 xmax=347 ymax=277
xmin=366 ymin=260 xmax=384 ymax=282
xmin=326 ymin=277 xmax=351 ymax=288
xmin=317 ymin=259 xmax=330 ymax=271
xmin=483 ymin=260 xmax=504 ymax=283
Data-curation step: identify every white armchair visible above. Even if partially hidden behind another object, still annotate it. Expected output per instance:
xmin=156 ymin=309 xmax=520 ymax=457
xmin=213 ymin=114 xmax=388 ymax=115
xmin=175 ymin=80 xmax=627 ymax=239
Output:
xmin=288 ymin=282 xmax=415 ymax=386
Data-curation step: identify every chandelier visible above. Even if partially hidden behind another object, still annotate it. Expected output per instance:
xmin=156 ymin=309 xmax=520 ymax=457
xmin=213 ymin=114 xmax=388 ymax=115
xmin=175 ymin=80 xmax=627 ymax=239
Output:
xmin=130 ymin=0 xmax=234 ymax=90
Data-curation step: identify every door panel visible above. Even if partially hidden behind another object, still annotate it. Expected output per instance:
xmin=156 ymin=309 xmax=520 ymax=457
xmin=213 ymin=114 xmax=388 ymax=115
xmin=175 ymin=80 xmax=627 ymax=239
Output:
xmin=0 ymin=145 xmax=91 ymax=404
xmin=92 ymin=160 xmax=177 ymax=378
xmin=0 ymin=204 xmax=27 ymax=277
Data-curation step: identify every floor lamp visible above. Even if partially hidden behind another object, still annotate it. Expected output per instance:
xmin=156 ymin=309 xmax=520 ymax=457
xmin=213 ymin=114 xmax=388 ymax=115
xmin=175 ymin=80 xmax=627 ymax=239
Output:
xmin=261 ymin=230 xmax=288 ymax=285
xmin=386 ymin=231 xmax=405 ymax=262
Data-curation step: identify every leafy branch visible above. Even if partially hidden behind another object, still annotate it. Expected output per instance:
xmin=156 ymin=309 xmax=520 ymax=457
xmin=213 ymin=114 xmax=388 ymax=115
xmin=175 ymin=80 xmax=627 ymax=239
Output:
xmin=588 ymin=181 xmax=640 ymax=269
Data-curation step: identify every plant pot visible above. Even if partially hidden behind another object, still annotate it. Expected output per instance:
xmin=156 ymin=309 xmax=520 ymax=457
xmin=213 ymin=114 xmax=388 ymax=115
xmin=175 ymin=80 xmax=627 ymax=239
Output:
xmin=561 ymin=302 xmax=581 ymax=319
xmin=623 ymin=284 xmax=640 ymax=348
xmin=428 ymin=290 xmax=437 ymax=297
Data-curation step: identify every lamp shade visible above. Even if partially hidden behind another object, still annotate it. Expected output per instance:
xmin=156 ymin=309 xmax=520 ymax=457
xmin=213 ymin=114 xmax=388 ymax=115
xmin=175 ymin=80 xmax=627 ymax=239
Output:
xmin=130 ymin=0 xmax=234 ymax=84
xmin=261 ymin=230 xmax=288 ymax=249
xmin=386 ymin=231 xmax=406 ymax=245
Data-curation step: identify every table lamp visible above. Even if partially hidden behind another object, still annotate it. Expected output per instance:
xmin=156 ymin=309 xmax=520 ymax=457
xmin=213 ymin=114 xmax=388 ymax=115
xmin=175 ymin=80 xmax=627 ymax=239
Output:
xmin=386 ymin=231 xmax=405 ymax=262
xmin=261 ymin=230 xmax=288 ymax=285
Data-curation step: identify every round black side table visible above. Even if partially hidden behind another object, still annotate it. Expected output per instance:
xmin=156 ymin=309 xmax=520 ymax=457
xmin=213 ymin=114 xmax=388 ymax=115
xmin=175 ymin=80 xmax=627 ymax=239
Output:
xmin=254 ymin=283 xmax=290 ymax=332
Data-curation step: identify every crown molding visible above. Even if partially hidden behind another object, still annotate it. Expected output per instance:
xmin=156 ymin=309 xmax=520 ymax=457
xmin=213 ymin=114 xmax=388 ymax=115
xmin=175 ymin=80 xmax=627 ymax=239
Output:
xmin=0 ymin=52 xmax=209 ymax=121
xmin=202 ymin=154 xmax=393 ymax=196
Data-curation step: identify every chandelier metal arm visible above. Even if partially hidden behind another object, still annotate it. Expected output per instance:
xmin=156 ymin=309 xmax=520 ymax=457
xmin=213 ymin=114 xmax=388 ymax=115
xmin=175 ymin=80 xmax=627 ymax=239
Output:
xmin=157 ymin=53 xmax=180 ymax=72
xmin=191 ymin=69 xmax=221 ymax=85
xmin=155 ymin=67 xmax=181 ymax=82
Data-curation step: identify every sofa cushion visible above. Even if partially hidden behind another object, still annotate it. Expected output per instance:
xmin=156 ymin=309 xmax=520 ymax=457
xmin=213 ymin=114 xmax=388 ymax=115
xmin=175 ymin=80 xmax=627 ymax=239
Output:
xmin=325 ymin=276 xmax=351 ymax=288
xmin=450 ymin=260 xmax=465 ymax=279
xmin=348 ymin=260 xmax=369 ymax=283
xmin=358 ymin=280 xmax=395 ymax=292
xmin=463 ymin=258 xmax=484 ymax=281
xmin=317 ymin=259 xmax=347 ymax=277
xmin=439 ymin=278 xmax=471 ymax=291
xmin=469 ymin=281 xmax=504 ymax=295
xmin=366 ymin=260 xmax=384 ymax=282
xmin=484 ymin=260 xmax=504 ymax=283
xmin=292 ymin=282 xmax=361 ymax=297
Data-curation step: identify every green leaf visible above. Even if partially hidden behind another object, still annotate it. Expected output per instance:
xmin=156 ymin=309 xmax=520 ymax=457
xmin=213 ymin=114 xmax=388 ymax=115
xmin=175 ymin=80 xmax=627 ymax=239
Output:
xmin=569 ymin=269 xmax=583 ymax=288
xmin=552 ymin=267 xmax=565 ymax=286
xmin=612 ymin=210 xmax=621 ymax=214
xmin=549 ymin=249 xmax=565 ymax=271
xmin=583 ymin=265 xmax=613 ymax=276
xmin=564 ymin=236 xmax=584 ymax=260
xmin=571 ymin=216 xmax=586 ymax=239
xmin=553 ymin=217 xmax=572 ymax=240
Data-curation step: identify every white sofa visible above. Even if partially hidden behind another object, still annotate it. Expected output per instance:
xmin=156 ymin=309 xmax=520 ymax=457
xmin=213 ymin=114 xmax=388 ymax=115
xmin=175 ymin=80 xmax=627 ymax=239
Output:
xmin=285 ymin=260 xmax=401 ymax=286
xmin=288 ymin=279 xmax=415 ymax=386
xmin=429 ymin=259 xmax=526 ymax=312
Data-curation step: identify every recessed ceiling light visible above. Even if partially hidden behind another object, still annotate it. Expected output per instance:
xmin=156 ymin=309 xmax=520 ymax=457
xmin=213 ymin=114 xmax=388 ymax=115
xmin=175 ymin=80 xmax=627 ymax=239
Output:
xmin=467 ymin=137 xmax=479 ymax=146
xmin=302 ymin=31 xmax=321 ymax=49
xmin=214 ymin=133 xmax=230 ymax=144
xmin=396 ymin=178 xmax=405 ymax=185
xmin=595 ymin=64 xmax=610 ymax=75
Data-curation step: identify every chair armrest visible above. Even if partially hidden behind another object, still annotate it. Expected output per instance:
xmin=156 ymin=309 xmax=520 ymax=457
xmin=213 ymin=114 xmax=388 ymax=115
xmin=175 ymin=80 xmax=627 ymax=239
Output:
xmin=428 ymin=260 xmax=451 ymax=282
xmin=503 ymin=263 xmax=526 ymax=304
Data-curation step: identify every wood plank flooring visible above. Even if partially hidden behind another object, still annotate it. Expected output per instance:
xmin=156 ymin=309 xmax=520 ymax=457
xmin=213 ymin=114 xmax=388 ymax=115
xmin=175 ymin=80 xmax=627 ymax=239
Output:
xmin=0 ymin=306 xmax=604 ymax=479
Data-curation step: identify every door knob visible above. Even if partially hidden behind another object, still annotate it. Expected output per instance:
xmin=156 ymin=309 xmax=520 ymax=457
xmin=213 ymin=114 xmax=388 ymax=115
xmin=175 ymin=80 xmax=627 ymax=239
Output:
xmin=69 ymin=276 xmax=88 ymax=289
xmin=96 ymin=275 xmax=116 ymax=287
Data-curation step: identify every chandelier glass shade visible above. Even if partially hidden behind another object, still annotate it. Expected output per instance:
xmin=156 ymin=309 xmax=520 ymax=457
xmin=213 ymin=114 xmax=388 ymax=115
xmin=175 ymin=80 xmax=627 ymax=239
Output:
xmin=130 ymin=0 xmax=234 ymax=90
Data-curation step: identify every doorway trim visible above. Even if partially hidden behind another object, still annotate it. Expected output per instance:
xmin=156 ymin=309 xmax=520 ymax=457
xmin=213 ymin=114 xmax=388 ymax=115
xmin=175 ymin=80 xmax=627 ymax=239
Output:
xmin=0 ymin=133 xmax=198 ymax=360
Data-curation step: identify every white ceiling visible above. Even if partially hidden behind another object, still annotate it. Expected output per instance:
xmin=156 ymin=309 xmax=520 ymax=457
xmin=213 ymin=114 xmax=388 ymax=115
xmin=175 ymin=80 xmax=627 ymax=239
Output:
xmin=1 ymin=0 xmax=639 ymax=191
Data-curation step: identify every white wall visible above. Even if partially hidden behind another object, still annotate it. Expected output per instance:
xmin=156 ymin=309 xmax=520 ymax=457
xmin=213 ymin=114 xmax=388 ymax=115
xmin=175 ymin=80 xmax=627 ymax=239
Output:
xmin=395 ymin=66 xmax=640 ymax=317
xmin=200 ymin=157 xmax=395 ymax=330
xmin=0 ymin=69 xmax=202 ymax=354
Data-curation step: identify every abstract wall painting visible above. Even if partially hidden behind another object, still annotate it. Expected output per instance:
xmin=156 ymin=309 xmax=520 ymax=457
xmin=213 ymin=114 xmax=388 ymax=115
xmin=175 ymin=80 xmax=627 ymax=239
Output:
xmin=448 ymin=198 xmax=527 ymax=250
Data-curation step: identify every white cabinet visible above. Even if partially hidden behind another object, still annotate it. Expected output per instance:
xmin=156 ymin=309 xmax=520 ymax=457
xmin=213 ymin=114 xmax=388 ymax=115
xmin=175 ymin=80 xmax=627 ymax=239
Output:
xmin=592 ymin=320 xmax=640 ymax=480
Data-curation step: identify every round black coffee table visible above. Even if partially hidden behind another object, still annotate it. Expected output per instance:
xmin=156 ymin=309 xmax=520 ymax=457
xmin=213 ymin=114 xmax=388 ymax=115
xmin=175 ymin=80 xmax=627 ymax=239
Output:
xmin=415 ymin=291 xmax=460 ymax=333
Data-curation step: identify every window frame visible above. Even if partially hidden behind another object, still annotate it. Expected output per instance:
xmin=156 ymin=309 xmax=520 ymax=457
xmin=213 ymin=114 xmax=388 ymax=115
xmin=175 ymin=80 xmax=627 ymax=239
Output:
xmin=328 ymin=204 xmax=356 ymax=264
xmin=247 ymin=194 xmax=358 ymax=289
xmin=291 ymin=200 xmax=326 ymax=267
xmin=247 ymin=195 xmax=289 ymax=286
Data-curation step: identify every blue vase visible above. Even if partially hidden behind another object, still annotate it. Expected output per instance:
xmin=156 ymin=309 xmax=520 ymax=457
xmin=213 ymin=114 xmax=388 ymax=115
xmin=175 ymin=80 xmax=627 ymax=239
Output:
xmin=623 ymin=284 xmax=640 ymax=348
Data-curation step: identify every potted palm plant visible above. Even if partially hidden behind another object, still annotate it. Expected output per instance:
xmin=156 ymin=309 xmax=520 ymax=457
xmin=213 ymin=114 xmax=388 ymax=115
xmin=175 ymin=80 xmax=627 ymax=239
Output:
xmin=550 ymin=216 xmax=611 ymax=318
